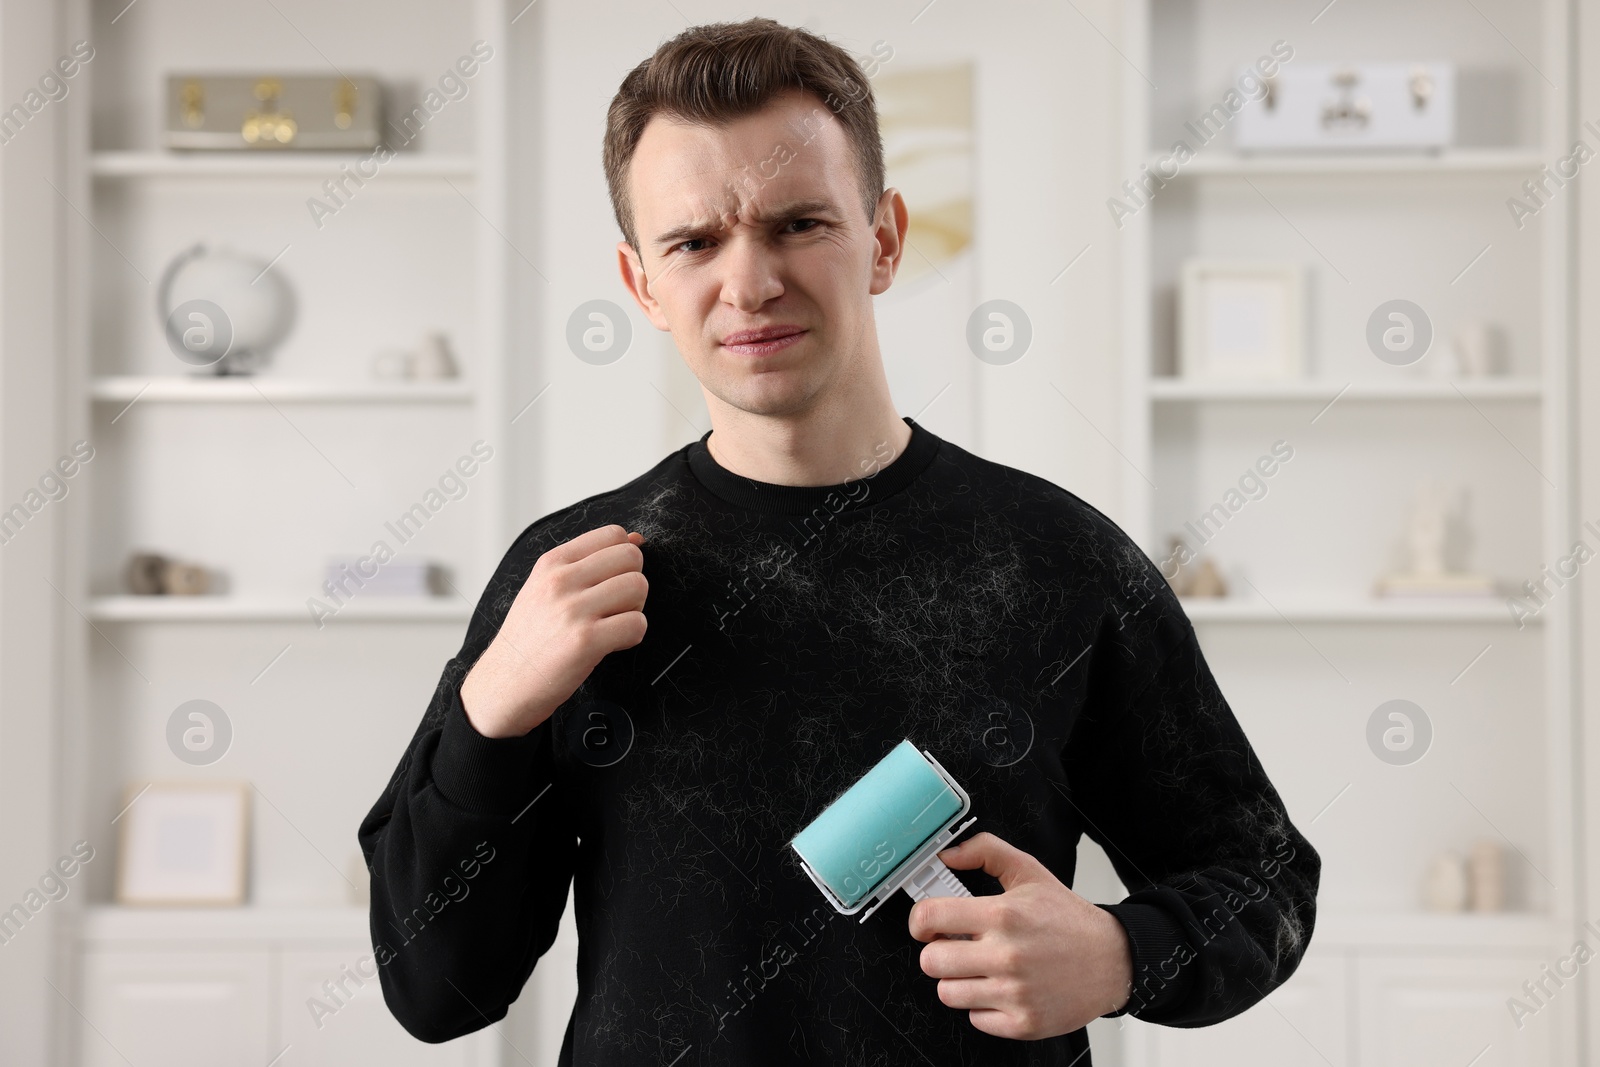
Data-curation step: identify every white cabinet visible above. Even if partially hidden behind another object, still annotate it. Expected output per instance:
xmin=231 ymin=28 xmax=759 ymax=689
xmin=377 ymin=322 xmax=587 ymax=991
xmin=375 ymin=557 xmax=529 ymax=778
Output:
xmin=79 ymin=949 xmax=272 ymax=1067
xmin=1124 ymin=947 xmax=1346 ymax=1067
xmin=74 ymin=910 xmax=498 ymax=1067
xmin=1356 ymin=954 xmax=1551 ymax=1067
xmin=78 ymin=943 xmax=496 ymax=1067
xmin=1125 ymin=948 xmax=1558 ymax=1067
xmin=277 ymin=948 xmax=482 ymax=1067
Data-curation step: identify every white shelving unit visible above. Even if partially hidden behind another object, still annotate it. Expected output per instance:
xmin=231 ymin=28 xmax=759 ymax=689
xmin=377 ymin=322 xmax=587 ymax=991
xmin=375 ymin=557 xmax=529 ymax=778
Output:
xmin=90 ymin=376 xmax=476 ymax=404
xmin=91 ymin=150 xmax=479 ymax=178
xmin=79 ymin=904 xmax=372 ymax=943
xmin=1147 ymin=377 xmax=1544 ymax=401
xmin=1117 ymin=2 xmax=1577 ymax=1065
xmin=1178 ymin=596 xmax=1538 ymax=625
xmin=58 ymin=1 xmax=514 ymax=1064
xmin=1147 ymin=148 xmax=1546 ymax=175
xmin=86 ymin=596 xmax=474 ymax=623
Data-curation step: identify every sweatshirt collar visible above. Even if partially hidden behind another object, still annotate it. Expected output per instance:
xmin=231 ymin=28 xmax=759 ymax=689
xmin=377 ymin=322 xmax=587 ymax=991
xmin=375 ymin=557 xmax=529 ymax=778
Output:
xmin=686 ymin=416 xmax=939 ymax=516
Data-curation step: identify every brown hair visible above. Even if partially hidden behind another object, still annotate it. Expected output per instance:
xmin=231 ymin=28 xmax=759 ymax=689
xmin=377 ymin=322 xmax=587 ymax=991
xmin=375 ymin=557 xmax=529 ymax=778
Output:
xmin=603 ymin=17 xmax=885 ymax=254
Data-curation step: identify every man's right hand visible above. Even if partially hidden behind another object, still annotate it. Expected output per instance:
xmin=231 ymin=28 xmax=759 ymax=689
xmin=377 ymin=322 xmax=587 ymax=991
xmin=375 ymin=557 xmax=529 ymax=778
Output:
xmin=459 ymin=524 xmax=649 ymax=739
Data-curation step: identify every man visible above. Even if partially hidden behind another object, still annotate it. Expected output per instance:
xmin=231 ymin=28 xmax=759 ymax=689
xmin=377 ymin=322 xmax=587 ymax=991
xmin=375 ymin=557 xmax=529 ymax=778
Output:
xmin=359 ymin=17 xmax=1319 ymax=1066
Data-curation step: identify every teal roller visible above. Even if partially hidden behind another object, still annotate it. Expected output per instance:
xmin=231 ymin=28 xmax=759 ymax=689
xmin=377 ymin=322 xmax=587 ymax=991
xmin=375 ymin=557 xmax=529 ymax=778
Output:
xmin=789 ymin=739 xmax=978 ymax=928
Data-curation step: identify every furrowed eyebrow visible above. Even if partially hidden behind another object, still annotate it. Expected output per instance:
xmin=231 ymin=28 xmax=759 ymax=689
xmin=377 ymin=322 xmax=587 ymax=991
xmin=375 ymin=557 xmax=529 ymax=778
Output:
xmin=652 ymin=197 xmax=838 ymax=250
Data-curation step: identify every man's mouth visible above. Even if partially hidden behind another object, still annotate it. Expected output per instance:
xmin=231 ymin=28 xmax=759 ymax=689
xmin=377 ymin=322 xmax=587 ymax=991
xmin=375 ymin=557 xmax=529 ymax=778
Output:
xmin=720 ymin=326 xmax=807 ymax=356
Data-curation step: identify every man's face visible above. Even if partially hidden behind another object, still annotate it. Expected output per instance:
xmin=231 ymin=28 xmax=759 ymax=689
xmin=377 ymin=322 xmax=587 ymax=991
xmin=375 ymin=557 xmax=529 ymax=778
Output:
xmin=617 ymin=89 xmax=905 ymax=420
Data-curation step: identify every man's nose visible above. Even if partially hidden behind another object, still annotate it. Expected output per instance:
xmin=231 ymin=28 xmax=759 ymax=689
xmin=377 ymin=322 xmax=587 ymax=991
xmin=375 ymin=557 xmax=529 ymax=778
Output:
xmin=719 ymin=235 xmax=784 ymax=312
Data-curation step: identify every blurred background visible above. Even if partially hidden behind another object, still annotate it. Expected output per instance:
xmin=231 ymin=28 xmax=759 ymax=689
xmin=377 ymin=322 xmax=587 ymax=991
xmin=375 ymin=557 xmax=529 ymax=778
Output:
xmin=1 ymin=0 xmax=1597 ymax=1064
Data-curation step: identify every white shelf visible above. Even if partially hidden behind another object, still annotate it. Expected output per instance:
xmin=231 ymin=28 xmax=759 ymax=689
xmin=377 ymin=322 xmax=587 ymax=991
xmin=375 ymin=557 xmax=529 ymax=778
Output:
xmin=79 ymin=904 xmax=369 ymax=944
xmin=47 ymin=1 xmax=518 ymax=1061
xmin=91 ymin=376 xmax=473 ymax=404
xmin=1120 ymin=1 xmax=1581 ymax=1056
xmin=1149 ymin=377 xmax=1543 ymax=402
xmin=1179 ymin=596 xmax=1528 ymax=624
xmin=88 ymin=595 xmax=471 ymax=622
xmin=1312 ymin=910 xmax=1557 ymax=951
xmin=1145 ymin=149 xmax=1545 ymax=177
xmin=91 ymin=150 xmax=477 ymax=179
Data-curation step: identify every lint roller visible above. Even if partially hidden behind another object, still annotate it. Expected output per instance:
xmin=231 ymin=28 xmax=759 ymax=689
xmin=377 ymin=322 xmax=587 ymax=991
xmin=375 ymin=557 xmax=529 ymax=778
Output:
xmin=790 ymin=739 xmax=979 ymax=927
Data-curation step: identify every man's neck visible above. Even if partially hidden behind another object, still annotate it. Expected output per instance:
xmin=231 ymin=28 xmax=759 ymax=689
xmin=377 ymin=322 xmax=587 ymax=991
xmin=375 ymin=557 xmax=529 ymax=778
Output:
xmin=703 ymin=399 xmax=914 ymax=488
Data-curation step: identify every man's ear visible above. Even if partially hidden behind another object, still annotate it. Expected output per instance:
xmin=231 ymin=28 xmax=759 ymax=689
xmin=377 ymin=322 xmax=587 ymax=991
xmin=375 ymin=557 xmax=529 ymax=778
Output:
xmin=868 ymin=187 xmax=909 ymax=297
xmin=617 ymin=240 xmax=672 ymax=331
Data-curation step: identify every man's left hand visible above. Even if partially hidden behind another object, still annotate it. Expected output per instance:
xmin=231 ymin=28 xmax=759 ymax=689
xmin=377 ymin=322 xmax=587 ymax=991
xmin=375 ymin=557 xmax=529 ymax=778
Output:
xmin=908 ymin=831 xmax=1134 ymax=1040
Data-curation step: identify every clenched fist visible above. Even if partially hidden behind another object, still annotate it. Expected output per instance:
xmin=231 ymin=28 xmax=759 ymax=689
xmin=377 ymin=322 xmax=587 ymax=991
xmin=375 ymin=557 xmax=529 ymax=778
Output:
xmin=459 ymin=524 xmax=649 ymax=739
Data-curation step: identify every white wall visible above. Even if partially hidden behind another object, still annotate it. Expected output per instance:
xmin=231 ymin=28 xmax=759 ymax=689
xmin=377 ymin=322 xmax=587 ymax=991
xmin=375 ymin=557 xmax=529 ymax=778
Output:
xmin=1578 ymin=1 xmax=1599 ymax=1059
xmin=0 ymin=0 xmax=67 ymax=1061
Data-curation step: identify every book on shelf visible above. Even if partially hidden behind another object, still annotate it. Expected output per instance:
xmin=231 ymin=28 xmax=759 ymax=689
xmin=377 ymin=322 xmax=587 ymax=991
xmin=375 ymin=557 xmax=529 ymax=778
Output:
xmin=323 ymin=558 xmax=444 ymax=597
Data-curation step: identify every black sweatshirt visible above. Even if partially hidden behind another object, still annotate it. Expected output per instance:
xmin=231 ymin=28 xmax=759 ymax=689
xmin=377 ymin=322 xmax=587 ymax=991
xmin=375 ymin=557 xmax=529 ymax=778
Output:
xmin=358 ymin=415 xmax=1320 ymax=1066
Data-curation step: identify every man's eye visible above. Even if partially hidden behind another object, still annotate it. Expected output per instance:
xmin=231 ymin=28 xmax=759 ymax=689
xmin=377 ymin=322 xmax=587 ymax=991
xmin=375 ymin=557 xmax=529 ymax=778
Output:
xmin=672 ymin=221 xmax=817 ymax=254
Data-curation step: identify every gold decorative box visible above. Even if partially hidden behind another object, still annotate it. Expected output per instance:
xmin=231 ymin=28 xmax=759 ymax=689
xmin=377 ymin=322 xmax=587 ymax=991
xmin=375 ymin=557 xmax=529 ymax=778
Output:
xmin=164 ymin=73 xmax=384 ymax=150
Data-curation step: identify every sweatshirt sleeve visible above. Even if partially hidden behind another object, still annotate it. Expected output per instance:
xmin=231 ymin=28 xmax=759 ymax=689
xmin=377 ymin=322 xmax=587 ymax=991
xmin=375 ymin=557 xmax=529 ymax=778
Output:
xmin=1062 ymin=563 xmax=1321 ymax=1028
xmin=356 ymin=523 xmax=578 ymax=1044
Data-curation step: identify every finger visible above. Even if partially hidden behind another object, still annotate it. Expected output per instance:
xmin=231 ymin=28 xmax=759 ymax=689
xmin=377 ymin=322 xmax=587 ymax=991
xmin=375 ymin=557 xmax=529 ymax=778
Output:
xmin=965 ymin=1006 xmax=1029 ymax=1041
xmin=936 ymin=832 xmax=1043 ymax=892
xmin=546 ymin=524 xmax=636 ymax=566
xmin=932 ymin=975 xmax=1004 ymax=1011
xmin=908 ymin=898 xmax=985 ymax=943
xmin=918 ymin=939 xmax=988 ymax=980
xmin=568 ymin=538 xmax=646 ymax=587
xmin=580 ymin=569 xmax=650 ymax=617
xmin=590 ymin=610 xmax=648 ymax=651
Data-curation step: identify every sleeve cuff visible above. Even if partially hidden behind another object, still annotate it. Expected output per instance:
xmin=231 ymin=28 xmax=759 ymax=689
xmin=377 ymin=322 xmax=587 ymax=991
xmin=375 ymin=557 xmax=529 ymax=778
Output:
xmin=430 ymin=685 xmax=554 ymax=817
xmin=1096 ymin=901 xmax=1196 ymax=1020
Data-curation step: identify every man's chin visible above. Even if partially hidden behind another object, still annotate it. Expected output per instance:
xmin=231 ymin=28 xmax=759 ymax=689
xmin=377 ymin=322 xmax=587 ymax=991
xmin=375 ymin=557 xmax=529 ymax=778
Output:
xmin=707 ymin=380 xmax=824 ymax=420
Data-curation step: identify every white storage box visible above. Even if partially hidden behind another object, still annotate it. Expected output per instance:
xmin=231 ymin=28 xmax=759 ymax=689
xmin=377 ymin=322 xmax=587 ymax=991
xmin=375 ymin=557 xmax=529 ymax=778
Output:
xmin=322 ymin=557 xmax=441 ymax=596
xmin=1235 ymin=62 xmax=1455 ymax=151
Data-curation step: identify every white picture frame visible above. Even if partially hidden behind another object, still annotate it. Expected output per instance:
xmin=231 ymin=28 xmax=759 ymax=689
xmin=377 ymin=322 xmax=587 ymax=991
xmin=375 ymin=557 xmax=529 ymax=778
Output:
xmin=116 ymin=781 xmax=249 ymax=906
xmin=1179 ymin=260 xmax=1306 ymax=380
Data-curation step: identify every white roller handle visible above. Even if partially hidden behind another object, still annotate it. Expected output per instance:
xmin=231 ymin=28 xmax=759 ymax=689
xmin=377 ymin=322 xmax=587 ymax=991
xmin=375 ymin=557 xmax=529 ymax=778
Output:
xmin=902 ymin=856 xmax=974 ymax=940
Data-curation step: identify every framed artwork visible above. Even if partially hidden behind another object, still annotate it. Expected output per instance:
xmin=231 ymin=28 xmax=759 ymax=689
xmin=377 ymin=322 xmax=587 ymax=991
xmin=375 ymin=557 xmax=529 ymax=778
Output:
xmin=1179 ymin=260 xmax=1306 ymax=380
xmin=875 ymin=61 xmax=973 ymax=291
xmin=116 ymin=781 xmax=249 ymax=906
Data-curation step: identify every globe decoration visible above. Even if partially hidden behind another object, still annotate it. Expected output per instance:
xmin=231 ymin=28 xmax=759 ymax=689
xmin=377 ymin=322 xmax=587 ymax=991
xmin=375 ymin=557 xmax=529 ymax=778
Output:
xmin=157 ymin=243 xmax=295 ymax=375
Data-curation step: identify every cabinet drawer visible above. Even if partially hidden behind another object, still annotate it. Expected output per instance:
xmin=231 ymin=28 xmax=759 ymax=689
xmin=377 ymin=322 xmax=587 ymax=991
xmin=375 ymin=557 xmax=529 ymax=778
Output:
xmin=276 ymin=947 xmax=482 ymax=1066
xmin=1124 ymin=947 xmax=1348 ymax=1067
xmin=79 ymin=948 xmax=273 ymax=1067
xmin=1356 ymin=953 xmax=1553 ymax=1067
